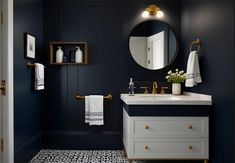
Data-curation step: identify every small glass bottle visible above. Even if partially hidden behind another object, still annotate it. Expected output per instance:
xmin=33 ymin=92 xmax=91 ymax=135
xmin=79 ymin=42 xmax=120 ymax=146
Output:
xmin=56 ymin=46 xmax=63 ymax=63
xmin=75 ymin=46 xmax=83 ymax=63
xmin=129 ymin=78 xmax=135 ymax=96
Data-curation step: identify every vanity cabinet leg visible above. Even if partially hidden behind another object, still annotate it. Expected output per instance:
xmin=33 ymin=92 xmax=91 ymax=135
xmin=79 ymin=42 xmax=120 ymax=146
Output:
xmin=123 ymin=149 xmax=127 ymax=157
xmin=128 ymin=159 xmax=132 ymax=163
xmin=123 ymin=152 xmax=126 ymax=157
xmin=204 ymin=160 xmax=208 ymax=163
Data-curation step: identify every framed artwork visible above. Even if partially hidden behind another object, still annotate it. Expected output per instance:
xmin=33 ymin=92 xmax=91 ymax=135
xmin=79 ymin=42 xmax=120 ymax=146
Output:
xmin=24 ymin=33 xmax=36 ymax=59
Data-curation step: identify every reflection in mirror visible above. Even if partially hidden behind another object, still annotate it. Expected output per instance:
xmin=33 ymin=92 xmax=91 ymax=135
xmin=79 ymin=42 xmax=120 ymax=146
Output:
xmin=129 ymin=20 xmax=178 ymax=70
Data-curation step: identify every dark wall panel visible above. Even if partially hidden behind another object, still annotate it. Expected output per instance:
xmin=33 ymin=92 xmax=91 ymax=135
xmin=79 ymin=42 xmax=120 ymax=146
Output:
xmin=43 ymin=1 xmax=182 ymax=149
xmin=14 ymin=0 xmax=44 ymax=162
xmin=181 ymin=0 xmax=235 ymax=163
xmin=13 ymin=0 xmax=235 ymax=162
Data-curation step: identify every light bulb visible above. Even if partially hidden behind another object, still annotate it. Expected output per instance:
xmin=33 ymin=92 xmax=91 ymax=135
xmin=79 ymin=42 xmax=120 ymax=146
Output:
xmin=156 ymin=11 xmax=164 ymax=18
xmin=142 ymin=11 xmax=149 ymax=18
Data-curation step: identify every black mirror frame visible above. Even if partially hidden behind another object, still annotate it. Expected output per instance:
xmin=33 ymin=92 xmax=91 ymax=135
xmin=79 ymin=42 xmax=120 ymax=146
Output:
xmin=128 ymin=20 xmax=179 ymax=71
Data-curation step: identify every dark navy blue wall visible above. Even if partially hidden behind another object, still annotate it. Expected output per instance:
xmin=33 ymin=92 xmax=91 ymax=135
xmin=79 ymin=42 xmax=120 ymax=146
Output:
xmin=14 ymin=0 xmax=235 ymax=162
xmin=14 ymin=0 xmax=44 ymax=162
xmin=181 ymin=0 xmax=235 ymax=163
xmin=42 ymin=0 xmax=182 ymax=149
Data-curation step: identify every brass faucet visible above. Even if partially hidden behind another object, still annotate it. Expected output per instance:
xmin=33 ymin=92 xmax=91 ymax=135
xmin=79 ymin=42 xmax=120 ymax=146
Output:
xmin=152 ymin=81 xmax=158 ymax=94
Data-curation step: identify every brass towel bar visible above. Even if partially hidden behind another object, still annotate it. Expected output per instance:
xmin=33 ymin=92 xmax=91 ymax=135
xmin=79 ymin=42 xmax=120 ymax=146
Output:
xmin=27 ymin=62 xmax=35 ymax=68
xmin=190 ymin=38 xmax=201 ymax=52
xmin=75 ymin=94 xmax=112 ymax=100
xmin=27 ymin=62 xmax=46 ymax=68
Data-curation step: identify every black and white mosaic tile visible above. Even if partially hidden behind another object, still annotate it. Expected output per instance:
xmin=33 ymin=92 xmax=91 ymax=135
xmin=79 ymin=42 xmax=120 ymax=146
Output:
xmin=29 ymin=149 xmax=147 ymax=163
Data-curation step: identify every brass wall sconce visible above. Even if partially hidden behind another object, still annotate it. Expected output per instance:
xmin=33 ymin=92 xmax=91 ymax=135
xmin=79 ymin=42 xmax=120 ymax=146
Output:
xmin=142 ymin=4 xmax=164 ymax=18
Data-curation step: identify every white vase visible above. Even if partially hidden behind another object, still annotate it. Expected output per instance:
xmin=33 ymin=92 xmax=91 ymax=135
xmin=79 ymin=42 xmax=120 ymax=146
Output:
xmin=75 ymin=46 xmax=83 ymax=63
xmin=172 ymin=83 xmax=181 ymax=95
xmin=56 ymin=46 xmax=63 ymax=63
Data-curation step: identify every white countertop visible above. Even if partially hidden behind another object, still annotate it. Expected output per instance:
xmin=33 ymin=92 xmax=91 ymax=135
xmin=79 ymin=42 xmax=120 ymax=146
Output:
xmin=120 ymin=92 xmax=212 ymax=105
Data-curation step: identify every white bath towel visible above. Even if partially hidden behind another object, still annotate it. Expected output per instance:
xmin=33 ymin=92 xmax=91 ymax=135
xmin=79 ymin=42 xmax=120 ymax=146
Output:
xmin=35 ymin=63 xmax=45 ymax=90
xmin=85 ymin=95 xmax=104 ymax=126
xmin=85 ymin=96 xmax=90 ymax=123
xmin=185 ymin=51 xmax=202 ymax=87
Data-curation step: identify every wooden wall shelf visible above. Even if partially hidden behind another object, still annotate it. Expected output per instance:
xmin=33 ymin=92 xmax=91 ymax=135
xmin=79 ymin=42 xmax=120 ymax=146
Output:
xmin=49 ymin=41 xmax=88 ymax=65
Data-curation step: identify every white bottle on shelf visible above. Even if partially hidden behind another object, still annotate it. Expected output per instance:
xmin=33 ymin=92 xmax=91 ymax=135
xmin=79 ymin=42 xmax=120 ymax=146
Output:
xmin=75 ymin=46 xmax=83 ymax=63
xmin=56 ymin=46 xmax=64 ymax=63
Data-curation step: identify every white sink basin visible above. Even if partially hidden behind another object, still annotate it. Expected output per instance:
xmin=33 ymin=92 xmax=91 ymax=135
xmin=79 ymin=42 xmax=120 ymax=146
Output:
xmin=137 ymin=94 xmax=173 ymax=97
xmin=120 ymin=92 xmax=212 ymax=105
xmin=132 ymin=94 xmax=180 ymax=101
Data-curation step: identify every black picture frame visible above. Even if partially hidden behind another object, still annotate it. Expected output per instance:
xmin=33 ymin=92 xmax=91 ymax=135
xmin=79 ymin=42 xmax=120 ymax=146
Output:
xmin=24 ymin=33 xmax=36 ymax=59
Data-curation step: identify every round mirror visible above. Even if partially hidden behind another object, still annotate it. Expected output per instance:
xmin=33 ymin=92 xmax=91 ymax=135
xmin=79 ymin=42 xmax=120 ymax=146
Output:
xmin=129 ymin=20 xmax=178 ymax=70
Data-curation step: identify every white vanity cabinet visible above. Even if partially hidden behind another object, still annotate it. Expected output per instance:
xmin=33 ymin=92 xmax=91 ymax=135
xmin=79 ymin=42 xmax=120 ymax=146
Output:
xmin=123 ymin=110 xmax=209 ymax=163
xmin=121 ymin=92 xmax=212 ymax=163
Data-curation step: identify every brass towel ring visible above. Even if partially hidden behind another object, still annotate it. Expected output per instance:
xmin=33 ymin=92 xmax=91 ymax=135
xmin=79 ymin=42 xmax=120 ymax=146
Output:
xmin=190 ymin=39 xmax=201 ymax=52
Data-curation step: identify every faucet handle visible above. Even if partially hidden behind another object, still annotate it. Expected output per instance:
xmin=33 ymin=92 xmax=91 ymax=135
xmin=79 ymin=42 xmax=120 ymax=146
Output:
xmin=140 ymin=87 xmax=149 ymax=94
xmin=160 ymin=87 xmax=169 ymax=94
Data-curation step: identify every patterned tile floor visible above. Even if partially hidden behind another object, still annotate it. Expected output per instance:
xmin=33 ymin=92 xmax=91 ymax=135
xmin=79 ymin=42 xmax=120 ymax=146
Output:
xmin=29 ymin=149 xmax=199 ymax=163
xmin=29 ymin=150 xmax=144 ymax=163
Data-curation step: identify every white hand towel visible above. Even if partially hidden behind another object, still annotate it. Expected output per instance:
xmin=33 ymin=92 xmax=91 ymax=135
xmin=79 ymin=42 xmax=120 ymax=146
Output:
xmin=85 ymin=96 xmax=90 ymax=123
xmin=35 ymin=63 xmax=45 ymax=90
xmin=89 ymin=95 xmax=104 ymax=126
xmin=185 ymin=51 xmax=202 ymax=87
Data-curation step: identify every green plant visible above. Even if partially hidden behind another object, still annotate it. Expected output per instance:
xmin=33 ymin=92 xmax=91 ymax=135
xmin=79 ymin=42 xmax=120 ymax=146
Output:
xmin=166 ymin=69 xmax=186 ymax=83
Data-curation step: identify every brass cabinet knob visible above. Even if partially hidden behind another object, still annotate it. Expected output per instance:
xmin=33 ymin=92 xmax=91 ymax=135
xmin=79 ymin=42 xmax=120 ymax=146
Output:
xmin=145 ymin=145 xmax=149 ymax=150
xmin=188 ymin=145 xmax=193 ymax=150
xmin=0 ymin=80 xmax=6 ymax=95
xmin=188 ymin=125 xmax=193 ymax=129
xmin=145 ymin=125 xmax=149 ymax=129
xmin=0 ymin=85 xmax=5 ymax=90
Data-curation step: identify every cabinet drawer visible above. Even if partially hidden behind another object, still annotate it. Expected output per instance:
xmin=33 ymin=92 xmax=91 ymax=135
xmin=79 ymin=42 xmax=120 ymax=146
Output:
xmin=129 ymin=138 xmax=208 ymax=159
xmin=131 ymin=117 xmax=208 ymax=138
